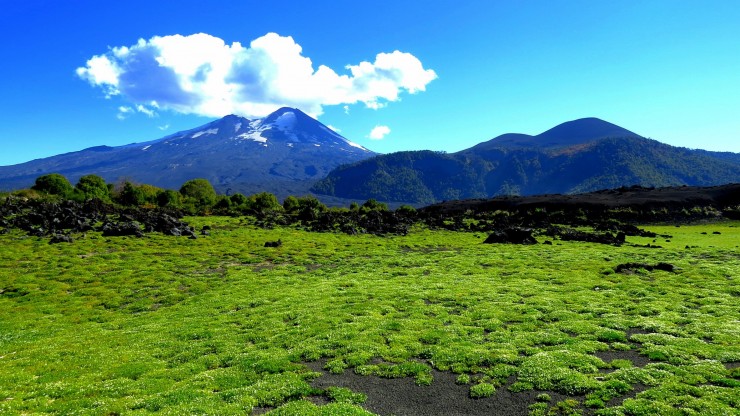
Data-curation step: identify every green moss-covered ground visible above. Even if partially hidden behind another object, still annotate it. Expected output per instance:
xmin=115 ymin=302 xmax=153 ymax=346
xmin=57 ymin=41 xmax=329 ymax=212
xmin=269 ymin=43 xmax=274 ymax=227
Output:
xmin=1 ymin=219 xmax=738 ymax=415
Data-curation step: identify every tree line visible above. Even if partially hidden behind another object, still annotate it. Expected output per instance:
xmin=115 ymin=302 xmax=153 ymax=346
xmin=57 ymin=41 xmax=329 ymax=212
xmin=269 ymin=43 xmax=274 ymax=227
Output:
xmin=14 ymin=173 xmax=408 ymax=217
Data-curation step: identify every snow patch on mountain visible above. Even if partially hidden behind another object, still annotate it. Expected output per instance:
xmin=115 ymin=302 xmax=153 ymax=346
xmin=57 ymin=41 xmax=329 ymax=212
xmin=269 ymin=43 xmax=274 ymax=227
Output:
xmin=192 ymin=128 xmax=218 ymax=138
xmin=346 ymin=140 xmax=367 ymax=150
xmin=236 ymin=132 xmax=267 ymax=143
xmin=273 ymin=111 xmax=296 ymax=129
xmin=320 ymin=125 xmax=342 ymax=138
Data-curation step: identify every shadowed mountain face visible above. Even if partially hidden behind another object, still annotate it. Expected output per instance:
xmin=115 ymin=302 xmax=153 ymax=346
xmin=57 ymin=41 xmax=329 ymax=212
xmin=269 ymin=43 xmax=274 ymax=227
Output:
xmin=471 ymin=117 xmax=642 ymax=150
xmin=0 ymin=108 xmax=375 ymax=197
xmin=312 ymin=118 xmax=740 ymax=205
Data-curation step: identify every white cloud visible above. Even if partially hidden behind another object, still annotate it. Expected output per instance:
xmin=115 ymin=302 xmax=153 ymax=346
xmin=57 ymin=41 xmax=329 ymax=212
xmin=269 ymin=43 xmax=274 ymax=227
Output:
xmin=343 ymin=105 xmax=350 ymax=115
xmin=158 ymin=124 xmax=170 ymax=131
xmin=77 ymin=32 xmax=437 ymax=118
xmin=368 ymin=125 xmax=391 ymax=140
xmin=117 ymin=106 xmax=133 ymax=120
xmin=77 ymin=56 xmax=121 ymax=98
xmin=136 ymin=104 xmax=157 ymax=117
xmin=326 ymin=125 xmax=341 ymax=133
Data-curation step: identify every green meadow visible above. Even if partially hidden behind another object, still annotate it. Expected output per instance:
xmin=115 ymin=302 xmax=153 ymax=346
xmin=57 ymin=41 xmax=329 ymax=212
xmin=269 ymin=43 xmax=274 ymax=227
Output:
xmin=1 ymin=218 xmax=738 ymax=415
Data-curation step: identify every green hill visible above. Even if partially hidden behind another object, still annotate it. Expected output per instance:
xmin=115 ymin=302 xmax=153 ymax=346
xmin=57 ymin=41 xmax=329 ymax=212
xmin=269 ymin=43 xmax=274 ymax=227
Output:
xmin=312 ymin=119 xmax=740 ymax=204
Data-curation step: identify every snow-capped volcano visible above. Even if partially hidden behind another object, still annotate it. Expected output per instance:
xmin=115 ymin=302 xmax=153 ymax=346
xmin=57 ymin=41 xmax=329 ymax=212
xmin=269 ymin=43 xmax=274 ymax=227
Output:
xmin=147 ymin=107 xmax=368 ymax=151
xmin=0 ymin=108 xmax=375 ymax=197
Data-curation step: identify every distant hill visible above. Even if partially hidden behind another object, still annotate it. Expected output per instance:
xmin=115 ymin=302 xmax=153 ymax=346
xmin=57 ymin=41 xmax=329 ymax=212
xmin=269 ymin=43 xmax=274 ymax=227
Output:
xmin=312 ymin=118 xmax=740 ymax=205
xmin=0 ymin=108 xmax=375 ymax=198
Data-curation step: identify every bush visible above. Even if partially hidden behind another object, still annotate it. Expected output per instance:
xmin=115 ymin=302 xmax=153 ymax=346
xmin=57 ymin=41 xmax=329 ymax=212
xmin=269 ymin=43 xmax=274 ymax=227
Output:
xmin=32 ymin=173 xmax=73 ymax=196
xmin=180 ymin=179 xmax=217 ymax=211
xmin=230 ymin=193 xmax=248 ymax=206
xmin=361 ymin=199 xmax=388 ymax=212
xmin=248 ymin=192 xmax=282 ymax=215
xmin=213 ymin=196 xmax=233 ymax=212
xmin=396 ymin=205 xmax=417 ymax=216
xmin=75 ymin=174 xmax=111 ymax=202
xmin=283 ymin=195 xmax=300 ymax=213
xmin=117 ymin=181 xmax=145 ymax=206
xmin=137 ymin=184 xmax=162 ymax=205
xmin=283 ymin=196 xmax=327 ymax=221
xmin=157 ymin=190 xmax=181 ymax=208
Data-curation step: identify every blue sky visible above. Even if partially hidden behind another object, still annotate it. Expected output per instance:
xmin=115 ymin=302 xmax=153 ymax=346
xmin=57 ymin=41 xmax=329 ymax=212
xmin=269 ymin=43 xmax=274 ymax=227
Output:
xmin=1 ymin=0 xmax=739 ymax=166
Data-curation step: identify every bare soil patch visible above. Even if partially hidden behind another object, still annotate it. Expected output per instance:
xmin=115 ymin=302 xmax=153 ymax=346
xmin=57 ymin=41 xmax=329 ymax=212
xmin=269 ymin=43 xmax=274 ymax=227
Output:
xmin=305 ymin=361 xmax=577 ymax=416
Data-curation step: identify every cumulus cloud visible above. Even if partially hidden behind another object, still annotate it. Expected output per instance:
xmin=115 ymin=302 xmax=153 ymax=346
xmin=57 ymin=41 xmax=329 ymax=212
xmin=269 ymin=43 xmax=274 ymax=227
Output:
xmin=77 ymin=32 xmax=437 ymax=118
xmin=368 ymin=125 xmax=391 ymax=140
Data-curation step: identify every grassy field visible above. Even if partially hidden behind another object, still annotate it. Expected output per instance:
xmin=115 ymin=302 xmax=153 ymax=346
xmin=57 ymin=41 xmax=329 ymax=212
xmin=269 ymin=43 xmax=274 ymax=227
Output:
xmin=1 ymin=218 xmax=738 ymax=415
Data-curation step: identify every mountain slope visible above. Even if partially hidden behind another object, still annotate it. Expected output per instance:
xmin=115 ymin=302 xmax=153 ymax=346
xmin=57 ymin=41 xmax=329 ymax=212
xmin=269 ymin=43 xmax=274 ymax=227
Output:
xmin=0 ymin=108 xmax=375 ymax=197
xmin=312 ymin=151 xmax=492 ymax=205
xmin=469 ymin=117 xmax=641 ymax=151
xmin=313 ymin=118 xmax=740 ymax=204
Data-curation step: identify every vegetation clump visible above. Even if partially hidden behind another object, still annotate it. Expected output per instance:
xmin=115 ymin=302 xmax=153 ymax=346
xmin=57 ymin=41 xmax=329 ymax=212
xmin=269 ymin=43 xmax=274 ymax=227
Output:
xmin=469 ymin=382 xmax=495 ymax=398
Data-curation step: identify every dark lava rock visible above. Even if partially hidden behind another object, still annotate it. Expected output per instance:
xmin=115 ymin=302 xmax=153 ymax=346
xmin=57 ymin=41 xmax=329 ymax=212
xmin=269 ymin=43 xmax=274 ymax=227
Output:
xmin=184 ymin=228 xmax=198 ymax=239
xmin=264 ymin=239 xmax=282 ymax=248
xmin=483 ymin=228 xmax=537 ymax=245
xmin=101 ymin=221 xmax=144 ymax=238
xmin=1 ymin=197 xmax=193 ymax=242
xmin=49 ymin=234 xmax=73 ymax=244
xmin=615 ymin=262 xmax=675 ymax=273
xmin=546 ymin=226 xmax=624 ymax=246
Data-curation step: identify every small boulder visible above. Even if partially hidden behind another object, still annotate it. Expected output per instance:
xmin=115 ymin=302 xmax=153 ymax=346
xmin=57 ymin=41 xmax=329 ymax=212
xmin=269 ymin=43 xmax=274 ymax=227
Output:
xmin=49 ymin=234 xmax=73 ymax=244
xmin=101 ymin=221 xmax=144 ymax=238
xmin=615 ymin=262 xmax=675 ymax=274
xmin=483 ymin=228 xmax=537 ymax=245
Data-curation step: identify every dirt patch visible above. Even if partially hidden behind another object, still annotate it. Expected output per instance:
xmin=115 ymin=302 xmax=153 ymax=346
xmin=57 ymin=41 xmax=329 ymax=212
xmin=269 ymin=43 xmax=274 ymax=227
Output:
xmin=399 ymin=245 xmax=460 ymax=254
xmin=626 ymin=328 xmax=654 ymax=339
xmin=605 ymin=383 xmax=649 ymax=408
xmin=614 ymin=262 xmax=674 ymax=274
xmin=724 ymin=361 xmax=740 ymax=370
xmin=305 ymin=361 xmax=578 ymax=416
xmin=594 ymin=349 xmax=653 ymax=368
